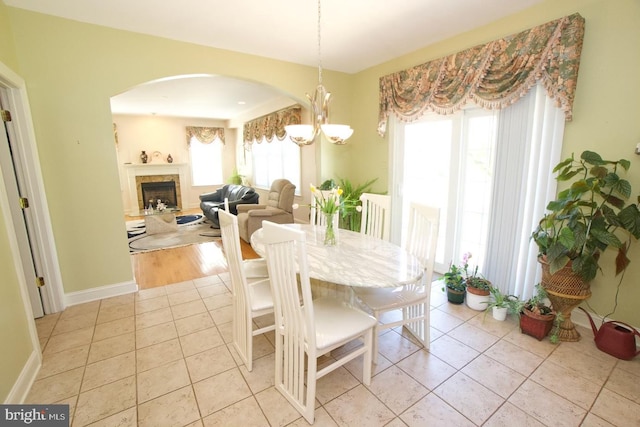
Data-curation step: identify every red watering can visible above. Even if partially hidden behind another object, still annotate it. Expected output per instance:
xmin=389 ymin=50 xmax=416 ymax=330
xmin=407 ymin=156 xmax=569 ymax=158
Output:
xmin=579 ymin=307 xmax=640 ymax=360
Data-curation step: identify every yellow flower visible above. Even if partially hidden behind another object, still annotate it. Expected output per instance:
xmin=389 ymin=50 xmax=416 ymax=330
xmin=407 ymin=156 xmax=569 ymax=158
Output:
xmin=337 ymin=188 xmax=343 ymax=196
xmin=310 ymin=184 xmax=317 ymax=193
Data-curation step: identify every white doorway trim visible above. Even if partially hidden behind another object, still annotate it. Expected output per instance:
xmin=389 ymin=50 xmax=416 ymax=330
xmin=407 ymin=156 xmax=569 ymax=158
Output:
xmin=0 ymin=60 xmax=65 ymax=315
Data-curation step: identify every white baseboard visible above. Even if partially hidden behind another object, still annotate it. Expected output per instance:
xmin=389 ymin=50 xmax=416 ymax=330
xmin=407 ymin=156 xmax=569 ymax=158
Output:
xmin=4 ymin=349 xmax=41 ymax=403
xmin=65 ymin=280 xmax=138 ymax=306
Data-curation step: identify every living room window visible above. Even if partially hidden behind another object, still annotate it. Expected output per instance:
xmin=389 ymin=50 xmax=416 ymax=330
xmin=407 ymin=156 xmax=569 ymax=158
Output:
xmin=189 ymin=136 xmax=223 ymax=186
xmin=251 ymin=136 xmax=300 ymax=192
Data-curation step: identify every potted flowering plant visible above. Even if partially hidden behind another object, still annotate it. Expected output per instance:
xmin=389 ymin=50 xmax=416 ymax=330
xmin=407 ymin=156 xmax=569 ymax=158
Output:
xmin=292 ymin=184 xmax=344 ymax=245
xmin=443 ymin=253 xmax=492 ymax=310
xmin=442 ymin=260 xmax=467 ymax=304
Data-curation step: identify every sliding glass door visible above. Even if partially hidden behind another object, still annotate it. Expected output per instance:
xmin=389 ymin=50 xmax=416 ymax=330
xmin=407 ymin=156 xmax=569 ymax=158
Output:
xmin=392 ymin=108 xmax=497 ymax=274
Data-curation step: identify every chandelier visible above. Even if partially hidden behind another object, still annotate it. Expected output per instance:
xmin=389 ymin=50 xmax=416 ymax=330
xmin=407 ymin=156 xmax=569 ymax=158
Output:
xmin=285 ymin=0 xmax=353 ymax=146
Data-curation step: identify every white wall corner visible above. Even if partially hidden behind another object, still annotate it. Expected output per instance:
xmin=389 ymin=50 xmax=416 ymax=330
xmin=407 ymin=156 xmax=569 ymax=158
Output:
xmin=4 ymin=349 xmax=41 ymax=403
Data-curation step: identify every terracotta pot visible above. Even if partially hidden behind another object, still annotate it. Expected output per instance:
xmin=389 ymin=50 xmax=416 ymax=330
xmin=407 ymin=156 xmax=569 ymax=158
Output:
xmin=466 ymin=286 xmax=490 ymax=296
xmin=539 ymin=257 xmax=591 ymax=342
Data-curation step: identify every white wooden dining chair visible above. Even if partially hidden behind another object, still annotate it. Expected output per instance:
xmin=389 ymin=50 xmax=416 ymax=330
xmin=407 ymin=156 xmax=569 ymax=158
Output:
xmin=219 ymin=209 xmax=274 ymax=372
xmin=359 ymin=193 xmax=391 ymax=241
xmin=223 ymin=197 xmax=268 ymax=279
xmin=353 ymin=202 xmax=440 ymax=363
xmin=262 ymin=220 xmax=377 ymax=424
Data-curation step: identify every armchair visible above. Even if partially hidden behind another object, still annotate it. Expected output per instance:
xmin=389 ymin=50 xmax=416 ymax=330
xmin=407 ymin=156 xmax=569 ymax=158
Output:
xmin=199 ymin=184 xmax=259 ymax=227
xmin=237 ymin=179 xmax=296 ymax=242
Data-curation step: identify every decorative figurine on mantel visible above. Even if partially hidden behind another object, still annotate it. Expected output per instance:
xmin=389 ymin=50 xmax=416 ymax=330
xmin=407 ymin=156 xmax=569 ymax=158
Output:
xmin=167 ymin=154 xmax=173 ymax=163
xmin=156 ymin=199 xmax=166 ymax=212
xmin=140 ymin=150 xmax=148 ymax=164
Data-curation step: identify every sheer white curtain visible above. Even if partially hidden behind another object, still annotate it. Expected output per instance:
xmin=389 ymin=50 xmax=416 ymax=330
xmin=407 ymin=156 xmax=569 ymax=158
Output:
xmin=484 ymin=84 xmax=565 ymax=299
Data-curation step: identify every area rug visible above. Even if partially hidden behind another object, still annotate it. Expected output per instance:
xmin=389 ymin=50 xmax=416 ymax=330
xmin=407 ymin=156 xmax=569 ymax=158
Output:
xmin=127 ymin=214 xmax=221 ymax=253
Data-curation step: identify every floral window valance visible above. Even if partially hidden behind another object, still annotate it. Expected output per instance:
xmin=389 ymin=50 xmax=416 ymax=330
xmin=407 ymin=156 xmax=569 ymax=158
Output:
xmin=378 ymin=13 xmax=585 ymax=136
xmin=243 ymin=105 xmax=302 ymax=147
xmin=186 ymin=126 xmax=225 ymax=145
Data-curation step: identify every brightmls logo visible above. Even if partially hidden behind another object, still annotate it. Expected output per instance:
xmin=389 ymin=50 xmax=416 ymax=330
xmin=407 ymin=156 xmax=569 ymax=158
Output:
xmin=1 ymin=405 xmax=69 ymax=426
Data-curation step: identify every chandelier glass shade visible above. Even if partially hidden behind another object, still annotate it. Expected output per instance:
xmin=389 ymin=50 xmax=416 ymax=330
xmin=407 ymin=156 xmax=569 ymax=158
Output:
xmin=285 ymin=0 xmax=353 ymax=146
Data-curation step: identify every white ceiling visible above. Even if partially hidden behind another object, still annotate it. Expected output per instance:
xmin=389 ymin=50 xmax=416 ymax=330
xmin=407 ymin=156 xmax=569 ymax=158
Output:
xmin=6 ymin=0 xmax=544 ymax=119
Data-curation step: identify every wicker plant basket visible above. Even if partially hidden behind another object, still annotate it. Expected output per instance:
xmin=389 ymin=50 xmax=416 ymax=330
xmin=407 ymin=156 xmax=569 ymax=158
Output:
xmin=539 ymin=257 xmax=591 ymax=342
xmin=520 ymin=308 xmax=555 ymax=341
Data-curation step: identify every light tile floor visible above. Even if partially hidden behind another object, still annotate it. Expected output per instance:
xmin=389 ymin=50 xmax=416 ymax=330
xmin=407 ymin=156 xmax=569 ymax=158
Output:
xmin=31 ymin=276 xmax=640 ymax=426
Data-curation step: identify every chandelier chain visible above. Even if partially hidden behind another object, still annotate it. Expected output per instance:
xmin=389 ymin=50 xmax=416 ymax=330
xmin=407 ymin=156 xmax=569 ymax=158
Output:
xmin=317 ymin=0 xmax=322 ymax=85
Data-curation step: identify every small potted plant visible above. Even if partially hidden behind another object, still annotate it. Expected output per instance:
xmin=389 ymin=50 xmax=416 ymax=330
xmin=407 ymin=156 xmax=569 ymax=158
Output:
xmin=465 ymin=272 xmax=492 ymax=311
xmin=518 ymin=284 xmax=556 ymax=341
xmin=485 ymin=287 xmax=512 ymax=321
xmin=442 ymin=260 xmax=467 ymax=304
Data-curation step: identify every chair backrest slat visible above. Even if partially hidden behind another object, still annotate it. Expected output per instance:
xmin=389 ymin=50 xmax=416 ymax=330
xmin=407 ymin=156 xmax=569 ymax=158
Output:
xmin=219 ymin=209 xmax=251 ymax=364
xmin=360 ymin=193 xmax=391 ymax=241
xmin=406 ymin=203 xmax=440 ymax=284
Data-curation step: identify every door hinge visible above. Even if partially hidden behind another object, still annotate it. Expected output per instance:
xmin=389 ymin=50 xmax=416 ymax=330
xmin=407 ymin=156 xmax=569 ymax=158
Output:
xmin=19 ymin=197 xmax=29 ymax=209
xmin=1 ymin=109 xmax=11 ymax=122
xmin=36 ymin=277 xmax=45 ymax=287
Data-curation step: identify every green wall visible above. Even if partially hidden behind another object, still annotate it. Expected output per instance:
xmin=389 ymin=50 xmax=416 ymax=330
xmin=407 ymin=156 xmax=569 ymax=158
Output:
xmin=349 ymin=0 xmax=640 ymax=324
xmin=7 ymin=7 xmax=352 ymax=294
xmin=0 ymin=1 xmax=34 ymax=402
xmin=0 ymin=209 xmax=33 ymax=401
xmin=0 ymin=1 xmax=18 ymax=69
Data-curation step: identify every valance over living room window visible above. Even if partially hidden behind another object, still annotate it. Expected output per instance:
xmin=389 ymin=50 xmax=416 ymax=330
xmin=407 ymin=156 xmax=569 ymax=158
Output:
xmin=186 ymin=126 xmax=225 ymax=145
xmin=378 ymin=13 xmax=585 ymax=136
xmin=243 ymin=105 xmax=301 ymax=148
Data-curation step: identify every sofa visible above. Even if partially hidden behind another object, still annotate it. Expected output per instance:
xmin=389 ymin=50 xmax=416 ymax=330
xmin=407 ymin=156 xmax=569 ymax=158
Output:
xmin=199 ymin=184 xmax=259 ymax=227
xmin=237 ymin=179 xmax=296 ymax=242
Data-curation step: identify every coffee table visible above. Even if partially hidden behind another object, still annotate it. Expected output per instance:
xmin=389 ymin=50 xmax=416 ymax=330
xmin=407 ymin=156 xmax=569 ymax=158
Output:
xmin=144 ymin=208 xmax=180 ymax=235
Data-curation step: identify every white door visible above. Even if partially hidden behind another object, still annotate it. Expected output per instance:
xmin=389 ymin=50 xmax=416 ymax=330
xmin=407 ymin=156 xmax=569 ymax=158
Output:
xmin=392 ymin=108 xmax=498 ymax=274
xmin=0 ymin=96 xmax=45 ymax=317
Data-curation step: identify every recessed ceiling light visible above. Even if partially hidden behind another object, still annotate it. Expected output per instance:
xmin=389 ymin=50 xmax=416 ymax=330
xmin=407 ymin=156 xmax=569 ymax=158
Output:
xmin=237 ymin=101 xmax=246 ymax=105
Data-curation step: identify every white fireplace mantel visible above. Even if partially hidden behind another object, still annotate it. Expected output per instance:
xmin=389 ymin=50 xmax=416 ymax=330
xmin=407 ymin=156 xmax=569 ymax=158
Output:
xmin=124 ymin=163 xmax=188 ymax=215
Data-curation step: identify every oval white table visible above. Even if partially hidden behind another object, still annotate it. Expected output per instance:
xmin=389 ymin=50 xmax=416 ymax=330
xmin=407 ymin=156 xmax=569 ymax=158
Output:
xmin=250 ymin=224 xmax=424 ymax=291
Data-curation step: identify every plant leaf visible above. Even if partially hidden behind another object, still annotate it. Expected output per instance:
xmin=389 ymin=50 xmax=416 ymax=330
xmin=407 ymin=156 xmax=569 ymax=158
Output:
xmin=619 ymin=159 xmax=630 ymax=171
xmin=581 ymin=150 xmax=603 ymax=165
xmin=590 ymin=165 xmax=608 ymax=179
xmin=618 ymin=204 xmax=640 ymax=238
xmin=557 ymin=227 xmax=575 ymax=249
xmin=615 ymin=178 xmax=632 ymax=199
xmin=615 ymin=243 xmax=631 ymax=275
xmin=553 ymin=156 xmax=573 ymax=173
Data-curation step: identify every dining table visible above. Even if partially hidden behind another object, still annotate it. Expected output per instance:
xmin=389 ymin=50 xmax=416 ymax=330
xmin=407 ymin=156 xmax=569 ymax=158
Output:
xmin=250 ymin=224 xmax=424 ymax=298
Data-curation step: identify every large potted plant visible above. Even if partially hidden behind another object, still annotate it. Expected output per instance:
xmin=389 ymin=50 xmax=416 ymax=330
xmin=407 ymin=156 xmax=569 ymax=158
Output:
xmin=531 ymin=150 xmax=640 ymax=341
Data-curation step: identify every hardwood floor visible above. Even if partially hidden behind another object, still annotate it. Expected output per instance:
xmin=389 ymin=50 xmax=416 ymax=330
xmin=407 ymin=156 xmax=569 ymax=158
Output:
xmin=127 ymin=209 xmax=259 ymax=289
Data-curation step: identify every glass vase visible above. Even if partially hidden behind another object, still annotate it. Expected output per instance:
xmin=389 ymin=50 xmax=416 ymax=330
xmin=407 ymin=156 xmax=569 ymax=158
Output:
xmin=324 ymin=213 xmax=337 ymax=246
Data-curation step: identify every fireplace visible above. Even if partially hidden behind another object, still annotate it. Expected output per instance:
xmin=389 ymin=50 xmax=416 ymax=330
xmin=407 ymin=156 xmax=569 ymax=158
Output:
xmin=141 ymin=181 xmax=177 ymax=209
xmin=125 ymin=163 xmax=187 ymax=215
xmin=135 ymin=173 xmax=182 ymax=211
